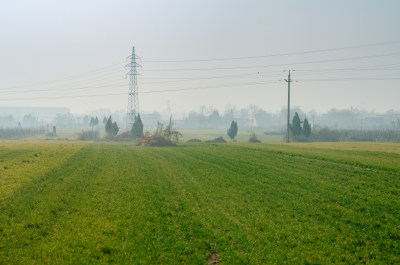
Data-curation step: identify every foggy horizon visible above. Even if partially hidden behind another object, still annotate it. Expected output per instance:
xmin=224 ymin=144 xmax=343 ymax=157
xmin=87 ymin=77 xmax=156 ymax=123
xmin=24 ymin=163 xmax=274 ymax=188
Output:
xmin=1 ymin=0 xmax=399 ymax=114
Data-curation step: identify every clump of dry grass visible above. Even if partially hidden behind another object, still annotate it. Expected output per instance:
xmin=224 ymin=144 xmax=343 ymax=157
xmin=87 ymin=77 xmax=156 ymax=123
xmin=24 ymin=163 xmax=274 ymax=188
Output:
xmin=136 ymin=117 xmax=182 ymax=147
xmin=77 ymin=130 xmax=99 ymax=141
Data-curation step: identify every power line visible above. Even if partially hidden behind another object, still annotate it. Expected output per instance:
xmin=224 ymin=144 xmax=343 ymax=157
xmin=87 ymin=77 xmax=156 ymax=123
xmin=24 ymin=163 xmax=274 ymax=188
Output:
xmin=0 ymin=71 xmax=284 ymax=94
xmin=0 ymin=62 xmax=125 ymax=90
xmin=300 ymin=77 xmax=400 ymax=82
xmin=141 ymin=80 xmax=279 ymax=94
xmin=139 ymin=70 xmax=284 ymax=80
xmin=3 ymin=46 xmax=398 ymax=91
xmin=143 ymin=40 xmax=400 ymax=63
xmin=1 ymin=83 xmax=127 ymax=95
xmin=143 ymin=52 xmax=400 ymax=72
xmin=2 ymin=75 xmax=399 ymax=96
xmin=296 ymin=63 xmax=400 ymax=73
xmin=0 ymin=80 xmax=280 ymax=101
xmin=136 ymin=63 xmax=400 ymax=82
xmin=2 ymin=42 xmax=400 ymax=107
xmin=139 ymin=65 xmax=400 ymax=85
xmin=140 ymin=72 xmax=281 ymax=85
xmin=2 ymin=40 xmax=398 ymax=89
xmin=2 ymin=65 xmax=399 ymax=96
xmin=1 ymin=75 xmax=399 ymax=102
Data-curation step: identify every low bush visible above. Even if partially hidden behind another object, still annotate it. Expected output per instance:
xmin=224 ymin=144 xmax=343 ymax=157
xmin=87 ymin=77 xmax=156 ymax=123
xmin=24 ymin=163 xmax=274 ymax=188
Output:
xmin=311 ymin=128 xmax=341 ymax=142
xmin=77 ymin=130 xmax=99 ymax=141
xmin=113 ymin=131 xmax=134 ymax=142
xmin=188 ymin=139 xmax=202 ymax=142
xmin=206 ymin=137 xmax=227 ymax=143
xmin=249 ymin=132 xmax=261 ymax=143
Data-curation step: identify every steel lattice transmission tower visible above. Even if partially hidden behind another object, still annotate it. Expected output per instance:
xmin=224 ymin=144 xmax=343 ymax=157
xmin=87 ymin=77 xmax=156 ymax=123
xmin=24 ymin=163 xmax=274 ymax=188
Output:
xmin=126 ymin=46 xmax=141 ymax=128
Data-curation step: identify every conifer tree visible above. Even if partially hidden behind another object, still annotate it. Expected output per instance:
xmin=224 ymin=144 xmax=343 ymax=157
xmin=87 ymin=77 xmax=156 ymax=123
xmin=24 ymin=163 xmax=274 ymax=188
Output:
xmin=131 ymin=114 xmax=144 ymax=139
xmin=227 ymin=120 xmax=238 ymax=141
xmin=105 ymin=116 xmax=113 ymax=135
xmin=303 ymin=118 xmax=311 ymax=137
xmin=89 ymin=117 xmax=94 ymax=127
xmin=112 ymin=122 xmax=119 ymax=136
xmin=291 ymin=112 xmax=302 ymax=139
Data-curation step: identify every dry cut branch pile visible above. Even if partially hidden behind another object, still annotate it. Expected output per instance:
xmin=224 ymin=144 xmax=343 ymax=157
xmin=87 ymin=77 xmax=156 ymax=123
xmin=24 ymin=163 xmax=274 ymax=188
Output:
xmin=136 ymin=117 xmax=182 ymax=147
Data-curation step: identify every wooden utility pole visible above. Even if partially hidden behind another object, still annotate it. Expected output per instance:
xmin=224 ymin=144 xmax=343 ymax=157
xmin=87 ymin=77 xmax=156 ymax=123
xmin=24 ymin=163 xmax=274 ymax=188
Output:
xmin=284 ymin=70 xmax=293 ymax=143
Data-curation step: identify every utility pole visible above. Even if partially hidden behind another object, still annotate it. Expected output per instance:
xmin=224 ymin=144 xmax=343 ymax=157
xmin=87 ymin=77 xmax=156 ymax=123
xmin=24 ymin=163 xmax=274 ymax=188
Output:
xmin=284 ymin=70 xmax=294 ymax=143
xmin=126 ymin=46 xmax=141 ymax=129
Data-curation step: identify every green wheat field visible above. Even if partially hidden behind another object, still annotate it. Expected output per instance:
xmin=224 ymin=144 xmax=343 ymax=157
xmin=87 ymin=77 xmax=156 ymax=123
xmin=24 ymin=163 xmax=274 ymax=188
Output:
xmin=0 ymin=140 xmax=399 ymax=264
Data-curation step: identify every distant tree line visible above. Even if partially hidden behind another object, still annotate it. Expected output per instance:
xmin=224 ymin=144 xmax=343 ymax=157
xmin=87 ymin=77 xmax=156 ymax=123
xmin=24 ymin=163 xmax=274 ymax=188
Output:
xmin=181 ymin=106 xmax=400 ymax=131
xmin=1 ymin=106 xmax=399 ymax=132
xmin=310 ymin=128 xmax=400 ymax=142
xmin=0 ymin=127 xmax=45 ymax=140
xmin=77 ymin=114 xmax=145 ymax=141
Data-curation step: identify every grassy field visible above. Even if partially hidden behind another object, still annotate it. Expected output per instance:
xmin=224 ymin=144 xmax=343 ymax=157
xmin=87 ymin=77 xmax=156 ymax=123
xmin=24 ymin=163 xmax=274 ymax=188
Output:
xmin=0 ymin=141 xmax=399 ymax=264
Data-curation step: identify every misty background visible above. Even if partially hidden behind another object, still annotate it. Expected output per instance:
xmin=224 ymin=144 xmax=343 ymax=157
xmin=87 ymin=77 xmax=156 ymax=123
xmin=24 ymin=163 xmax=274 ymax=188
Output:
xmin=1 ymin=0 xmax=399 ymax=130
xmin=0 ymin=106 xmax=399 ymax=133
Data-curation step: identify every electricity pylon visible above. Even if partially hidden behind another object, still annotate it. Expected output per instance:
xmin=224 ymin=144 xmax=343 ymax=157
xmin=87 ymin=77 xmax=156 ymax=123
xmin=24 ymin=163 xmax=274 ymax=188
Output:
xmin=126 ymin=46 xmax=141 ymax=129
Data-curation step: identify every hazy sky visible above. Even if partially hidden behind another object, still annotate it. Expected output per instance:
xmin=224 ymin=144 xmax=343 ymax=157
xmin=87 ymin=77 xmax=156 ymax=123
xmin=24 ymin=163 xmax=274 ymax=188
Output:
xmin=1 ymin=0 xmax=399 ymax=115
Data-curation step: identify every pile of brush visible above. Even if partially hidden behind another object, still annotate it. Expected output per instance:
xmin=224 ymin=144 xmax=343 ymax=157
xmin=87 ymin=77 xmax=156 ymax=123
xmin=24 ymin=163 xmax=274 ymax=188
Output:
xmin=136 ymin=117 xmax=182 ymax=147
